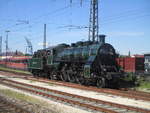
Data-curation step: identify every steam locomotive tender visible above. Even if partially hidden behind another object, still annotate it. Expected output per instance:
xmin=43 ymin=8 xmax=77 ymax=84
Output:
xmin=28 ymin=35 xmax=122 ymax=88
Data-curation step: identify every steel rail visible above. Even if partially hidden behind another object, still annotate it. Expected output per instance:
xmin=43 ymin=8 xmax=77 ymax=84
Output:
xmin=29 ymin=77 xmax=150 ymax=102
xmin=119 ymin=88 xmax=150 ymax=98
xmin=0 ymin=70 xmax=150 ymax=102
xmin=0 ymin=81 xmax=118 ymax=113
xmin=1 ymin=79 xmax=150 ymax=113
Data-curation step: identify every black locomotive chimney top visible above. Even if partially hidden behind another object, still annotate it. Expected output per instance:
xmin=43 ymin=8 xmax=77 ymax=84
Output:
xmin=99 ymin=35 xmax=106 ymax=44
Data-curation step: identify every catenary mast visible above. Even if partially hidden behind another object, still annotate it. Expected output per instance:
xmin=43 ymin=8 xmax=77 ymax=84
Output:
xmin=88 ymin=0 xmax=99 ymax=42
xmin=70 ymin=0 xmax=99 ymax=42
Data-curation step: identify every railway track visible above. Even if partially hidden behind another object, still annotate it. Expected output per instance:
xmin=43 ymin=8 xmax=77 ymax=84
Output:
xmin=0 ymin=78 xmax=149 ymax=113
xmin=0 ymin=95 xmax=31 ymax=113
xmin=119 ymin=88 xmax=150 ymax=99
xmin=0 ymin=70 xmax=150 ymax=102
xmin=24 ymin=76 xmax=150 ymax=102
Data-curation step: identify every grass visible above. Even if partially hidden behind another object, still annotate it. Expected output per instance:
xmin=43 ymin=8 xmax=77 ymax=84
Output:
xmin=120 ymin=73 xmax=150 ymax=92
xmin=122 ymin=73 xmax=137 ymax=81
xmin=136 ymin=81 xmax=150 ymax=93
xmin=0 ymin=89 xmax=43 ymax=104
xmin=48 ymin=82 xmax=55 ymax=86
xmin=134 ymin=75 xmax=150 ymax=92
xmin=139 ymin=81 xmax=150 ymax=89
xmin=0 ymin=66 xmax=31 ymax=75
xmin=0 ymin=88 xmax=60 ymax=113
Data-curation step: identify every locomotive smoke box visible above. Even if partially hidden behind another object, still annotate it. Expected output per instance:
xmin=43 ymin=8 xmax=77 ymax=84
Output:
xmin=99 ymin=35 xmax=106 ymax=44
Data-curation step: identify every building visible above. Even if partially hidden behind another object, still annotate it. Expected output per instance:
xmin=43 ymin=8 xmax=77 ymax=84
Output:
xmin=144 ymin=54 xmax=150 ymax=73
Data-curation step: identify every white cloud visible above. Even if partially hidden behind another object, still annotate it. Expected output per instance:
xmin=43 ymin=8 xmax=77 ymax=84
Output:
xmin=38 ymin=42 xmax=49 ymax=46
xmin=107 ymin=31 xmax=145 ymax=37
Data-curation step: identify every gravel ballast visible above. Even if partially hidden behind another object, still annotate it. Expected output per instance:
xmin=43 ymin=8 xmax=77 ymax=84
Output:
xmin=0 ymin=84 xmax=91 ymax=113
xmin=0 ymin=74 xmax=150 ymax=110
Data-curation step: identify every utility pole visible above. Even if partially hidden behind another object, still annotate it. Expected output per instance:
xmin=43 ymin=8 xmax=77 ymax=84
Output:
xmin=5 ymin=30 xmax=10 ymax=65
xmin=43 ymin=24 xmax=47 ymax=49
xmin=88 ymin=0 xmax=99 ymax=42
xmin=0 ymin=36 xmax=2 ymax=56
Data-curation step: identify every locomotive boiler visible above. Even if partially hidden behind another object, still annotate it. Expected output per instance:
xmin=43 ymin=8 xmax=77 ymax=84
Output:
xmin=28 ymin=35 xmax=122 ymax=88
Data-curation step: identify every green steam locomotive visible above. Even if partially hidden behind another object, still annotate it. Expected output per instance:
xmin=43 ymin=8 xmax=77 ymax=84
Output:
xmin=28 ymin=35 xmax=122 ymax=88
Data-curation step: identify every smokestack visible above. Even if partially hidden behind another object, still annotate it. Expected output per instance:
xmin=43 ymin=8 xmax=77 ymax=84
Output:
xmin=99 ymin=35 xmax=106 ymax=44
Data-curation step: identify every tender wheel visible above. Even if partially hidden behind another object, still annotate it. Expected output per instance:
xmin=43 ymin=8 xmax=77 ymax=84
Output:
xmin=32 ymin=70 xmax=38 ymax=77
xmin=50 ymin=72 xmax=57 ymax=80
xmin=68 ymin=74 xmax=76 ymax=83
xmin=96 ymin=77 xmax=105 ymax=88
xmin=75 ymin=76 xmax=85 ymax=85
xmin=48 ymin=74 xmax=51 ymax=80
xmin=32 ymin=71 xmax=36 ymax=77
xmin=50 ymin=75 xmax=56 ymax=80
xmin=36 ymin=72 xmax=40 ymax=77
xmin=60 ymin=73 xmax=68 ymax=82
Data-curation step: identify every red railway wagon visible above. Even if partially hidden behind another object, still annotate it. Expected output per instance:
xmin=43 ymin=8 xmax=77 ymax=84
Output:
xmin=0 ymin=56 xmax=31 ymax=70
xmin=117 ymin=56 xmax=144 ymax=73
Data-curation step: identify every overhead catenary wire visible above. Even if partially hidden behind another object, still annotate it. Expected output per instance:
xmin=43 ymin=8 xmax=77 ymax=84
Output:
xmin=8 ymin=14 xmax=150 ymax=55
xmin=3 ymin=13 xmax=148 ymax=37
xmin=1 ymin=0 xmax=149 ymax=53
xmin=0 ymin=2 xmax=77 ymax=33
xmin=1 ymin=1 xmax=148 ymax=33
xmin=9 ymin=3 xmax=149 ymax=37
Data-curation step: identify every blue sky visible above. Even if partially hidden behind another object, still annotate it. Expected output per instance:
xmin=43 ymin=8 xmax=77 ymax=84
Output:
xmin=0 ymin=0 xmax=150 ymax=55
